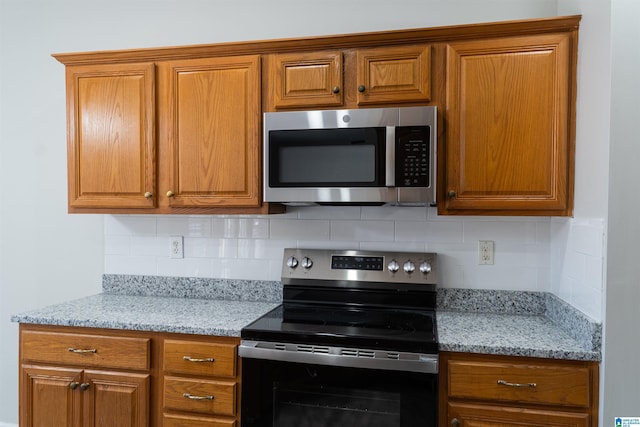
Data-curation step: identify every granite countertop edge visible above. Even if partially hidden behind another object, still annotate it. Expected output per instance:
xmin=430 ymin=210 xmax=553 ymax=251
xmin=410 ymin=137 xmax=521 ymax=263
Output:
xmin=11 ymin=275 xmax=602 ymax=362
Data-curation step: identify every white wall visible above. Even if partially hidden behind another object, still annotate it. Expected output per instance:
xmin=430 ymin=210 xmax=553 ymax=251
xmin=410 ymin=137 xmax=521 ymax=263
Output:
xmin=601 ymin=0 xmax=640 ymax=422
xmin=0 ymin=0 xmax=614 ymax=424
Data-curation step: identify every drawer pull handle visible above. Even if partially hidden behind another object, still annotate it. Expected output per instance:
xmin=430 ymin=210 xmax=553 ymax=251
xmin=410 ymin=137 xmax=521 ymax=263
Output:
xmin=69 ymin=382 xmax=79 ymax=390
xmin=80 ymin=383 xmax=90 ymax=391
xmin=497 ymin=379 xmax=537 ymax=388
xmin=183 ymin=356 xmax=215 ymax=363
xmin=183 ymin=393 xmax=214 ymax=401
xmin=68 ymin=347 xmax=97 ymax=354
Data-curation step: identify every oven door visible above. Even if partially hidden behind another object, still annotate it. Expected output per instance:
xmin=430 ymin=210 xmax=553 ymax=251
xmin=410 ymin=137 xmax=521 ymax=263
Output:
xmin=241 ymin=358 xmax=438 ymax=427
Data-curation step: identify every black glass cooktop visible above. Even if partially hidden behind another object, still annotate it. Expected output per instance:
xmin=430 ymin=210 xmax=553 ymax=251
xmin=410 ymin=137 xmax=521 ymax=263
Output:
xmin=241 ymin=303 xmax=438 ymax=354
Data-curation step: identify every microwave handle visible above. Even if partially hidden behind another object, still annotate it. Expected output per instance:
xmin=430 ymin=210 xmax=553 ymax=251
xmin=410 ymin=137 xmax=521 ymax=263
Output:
xmin=385 ymin=126 xmax=396 ymax=187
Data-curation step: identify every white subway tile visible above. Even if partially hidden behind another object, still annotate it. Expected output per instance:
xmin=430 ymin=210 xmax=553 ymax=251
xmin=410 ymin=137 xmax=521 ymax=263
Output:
xmin=270 ymin=219 xmax=330 ymax=240
xmin=157 ymin=216 xmax=212 ymax=237
xmin=105 ymin=254 xmax=157 ymax=275
xmin=395 ymin=220 xmax=463 ymax=243
xmin=105 ymin=235 xmax=131 ymax=255
xmin=131 ymin=236 xmax=166 ymax=257
xmin=463 ymin=219 xmax=537 ymax=244
xmin=360 ymin=241 xmax=426 ymax=252
xmin=157 ymin=258 xmax=215 ymax=278
xmin=238 ymin=239 xmax=295 ymax=260
xmin=297 ymin=206 xmax=362 ymax=220
xmin=330 ymin=220 xmax=394 ymax=242
xmin=296 ymin=240 xmax=358 ymax=250
xmin=106 ymin=215 xmax=157 ymax=236
xmin=361 ymin=206 xmax=427 ymax=221
xmin=212 ymin=259 xmax=272 ymax=280
xmin=185 ymin=238 xmax=238 ymax=258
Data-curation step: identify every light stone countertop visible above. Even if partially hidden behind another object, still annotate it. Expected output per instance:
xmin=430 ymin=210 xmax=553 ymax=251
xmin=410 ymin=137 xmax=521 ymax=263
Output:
xmin=11 ymin=275 xmax=602 ymax=362
xmin=11 ymin=293 xmax=279 ymax=337
xmin=437 ymin=311 xmax=600 ymax=361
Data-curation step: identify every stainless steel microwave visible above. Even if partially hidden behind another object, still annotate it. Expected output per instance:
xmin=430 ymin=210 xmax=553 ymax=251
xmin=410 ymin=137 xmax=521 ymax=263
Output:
xmin=263 ymin=106 xmax=437 ymax=206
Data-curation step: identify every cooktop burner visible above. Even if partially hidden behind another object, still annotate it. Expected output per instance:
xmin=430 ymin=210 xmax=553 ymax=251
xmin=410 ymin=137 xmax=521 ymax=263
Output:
xmin=241 ymin=249 xmax=439 ymax=355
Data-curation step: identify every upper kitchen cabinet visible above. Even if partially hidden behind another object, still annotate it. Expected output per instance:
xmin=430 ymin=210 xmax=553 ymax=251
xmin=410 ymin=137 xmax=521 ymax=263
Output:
xmin=440 ymin=30 xmax=578 ymax=216
xmin=265 ymin=44 xmax=432 ymax=110
xmin=55 ymin=51 xmax=280 ymax=214
xmin=157 ymin=56 xmax=261 ymax=209
xmin=54 ymin=15 xmax=579 ymax=215
xmin=64 ymin=62 xmax=156 ymax=210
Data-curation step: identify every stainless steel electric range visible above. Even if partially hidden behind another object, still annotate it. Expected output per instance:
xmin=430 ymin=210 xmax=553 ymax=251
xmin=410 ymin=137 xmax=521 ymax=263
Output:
xmin=239 ymin=248 xmax=439 ymax=427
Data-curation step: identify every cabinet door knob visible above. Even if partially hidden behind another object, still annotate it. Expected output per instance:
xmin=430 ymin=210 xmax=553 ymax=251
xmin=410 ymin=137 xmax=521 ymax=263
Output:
xmin=144 ymin=192 xmax=153 ymax=199
xmin=451 ymin=418 xmax=461 ymax=427
xmin=332 ymin=86 xmax=340 ymax=94
xmin=448 ymin=190 xmax=457 ymax=198
xmin=80 ymin=383 xmax=90 ymax=391
xmin=166 ymin=191 xmax=175 ymax=198
xmin=69 ymin=382 xmax=79 ymax=390
xmin=357 ymin=85 xmax=366 ymax=92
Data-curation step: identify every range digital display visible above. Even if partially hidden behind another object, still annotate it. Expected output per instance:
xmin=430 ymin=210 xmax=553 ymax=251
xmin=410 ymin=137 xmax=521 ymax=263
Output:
xmin=331 ymin=255 xmax=384 ymax=271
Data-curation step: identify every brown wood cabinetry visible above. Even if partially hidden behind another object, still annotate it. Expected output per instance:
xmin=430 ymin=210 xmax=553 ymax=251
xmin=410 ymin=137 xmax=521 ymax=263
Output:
xmin=158 ymin=56 xmax=261 ymax=209
xmin=18 ymin=325 xmax=243 ymax=427
xmin=441 ymin=31 xmax=577 ymax=215
xmin=65 ymin=62 xmax=156 ymax=210
xmin=440 ymin=352 xmax=599 ymax=427
xmin=266 ymin=44 xmax=431 ymax=110
xmin=162 ymin=338 xmax=241 ymax=426
xmin=57 ymin=54 xmax=277 ymax=214
xmin=19 ymin=327 xmax=151 ymax=427
xmin=55 ymin=15 xmax=580 ymax=216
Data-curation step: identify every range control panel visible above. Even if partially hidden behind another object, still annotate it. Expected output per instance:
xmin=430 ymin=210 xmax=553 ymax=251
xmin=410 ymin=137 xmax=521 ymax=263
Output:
xmin=282 ymin=248 xmax=438 ymax=286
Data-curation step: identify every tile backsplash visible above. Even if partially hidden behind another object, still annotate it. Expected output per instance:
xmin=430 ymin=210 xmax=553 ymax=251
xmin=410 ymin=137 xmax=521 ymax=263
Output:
xmin=104 ymin=206 xmax=605 ymax=321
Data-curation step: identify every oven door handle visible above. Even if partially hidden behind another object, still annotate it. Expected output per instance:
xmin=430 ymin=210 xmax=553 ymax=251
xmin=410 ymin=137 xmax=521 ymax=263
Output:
xmin=239 ymin=340 xmax=438 ymax=374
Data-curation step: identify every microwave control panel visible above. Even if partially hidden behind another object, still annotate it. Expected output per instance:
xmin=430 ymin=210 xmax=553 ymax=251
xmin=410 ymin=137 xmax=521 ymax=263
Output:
xmin=395 ymin=126 xmax=430 ymax=187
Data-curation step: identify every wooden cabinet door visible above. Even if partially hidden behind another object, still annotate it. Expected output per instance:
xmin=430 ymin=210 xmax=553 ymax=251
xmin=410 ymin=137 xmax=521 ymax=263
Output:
xmin=65 ymin=63 xmax=156 ymax=210
xmin=160 ymin=56 xmax=261 ymax=208
xmin=449 ymin=402 xmax=589 ymax=427
xmin=270 ymin=51 xmax=343 ymax=109
xmin=83 ymin=370 xmax=149 ymax=427
xmin=20 ymin=365 xmax=82 ymax=427
xmin=356 ymin=44 xmax=431 ymax=105
xmin=442 ymin=33 xmax=574 ymax=215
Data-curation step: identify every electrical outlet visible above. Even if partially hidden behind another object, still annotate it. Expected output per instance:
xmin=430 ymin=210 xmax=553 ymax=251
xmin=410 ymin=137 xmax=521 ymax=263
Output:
xmin=170 ymin=235 xmax=184 ymax=259
xmin=478 ymin=240 xmax=494 ymax=265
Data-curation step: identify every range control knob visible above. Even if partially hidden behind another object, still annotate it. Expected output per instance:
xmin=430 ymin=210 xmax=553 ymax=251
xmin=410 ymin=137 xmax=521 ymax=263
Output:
xmin=301 ymin=257 xmax=313 ymax=269
xmin=286 ymin=256 xmax=299 ymax=269
xmin=419 ymin=261 xmax=432 ymax=274
xmin=403 ymin=261 xmax=416 ymax=274
xmin=388 ymin=260 xmax=400 ymax=273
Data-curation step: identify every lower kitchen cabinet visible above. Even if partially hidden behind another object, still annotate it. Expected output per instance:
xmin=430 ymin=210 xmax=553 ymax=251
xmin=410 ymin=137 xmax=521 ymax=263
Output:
xmin=19 ymin=327 xmax=151 ymax=427
xmin=440 ymin=352 xmax=599 ymax=427
xmin=19 ymin=325 xmax=242 ymax=427
xmin=162 ymin=337 xmax=241 ymax=426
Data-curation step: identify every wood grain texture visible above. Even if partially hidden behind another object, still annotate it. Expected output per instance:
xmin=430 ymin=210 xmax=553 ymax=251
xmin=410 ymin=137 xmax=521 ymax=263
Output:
xmin=21 ymin=330 xmax=150 ymax=370
xmin=442 ymin=32 xmax=575 ymax=215
xmin=66 ymin=62 xmax=156 ymax=209
xmin=163 ymin=377 xmax=236 ymax=416
xmin=159 ymin=55 xmax=261 ymax=208
xmin=163 ymin=339 xmax=237 ymax=378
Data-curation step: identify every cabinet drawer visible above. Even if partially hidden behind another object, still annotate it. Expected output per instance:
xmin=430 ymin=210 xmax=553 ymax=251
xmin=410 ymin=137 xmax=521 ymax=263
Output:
xmin=164 ymin=376 xmax=236 ymax=416
xmin=164 ymin=339 xmax=237 ymax=378
xmin=21 ymin=330 xmax=150 ymax=370
xmin=163 ymin=413 xmax=236 ymax=427
xmin=448 ymin=359 xmax=591 ymax=407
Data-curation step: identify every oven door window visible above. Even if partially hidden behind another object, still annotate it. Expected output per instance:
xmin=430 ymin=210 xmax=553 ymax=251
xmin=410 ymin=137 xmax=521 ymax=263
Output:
xmin=242 ymin=359 xmax=437 ymax=427
xmin=268 ymin=127 xmax=386 ymax=187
